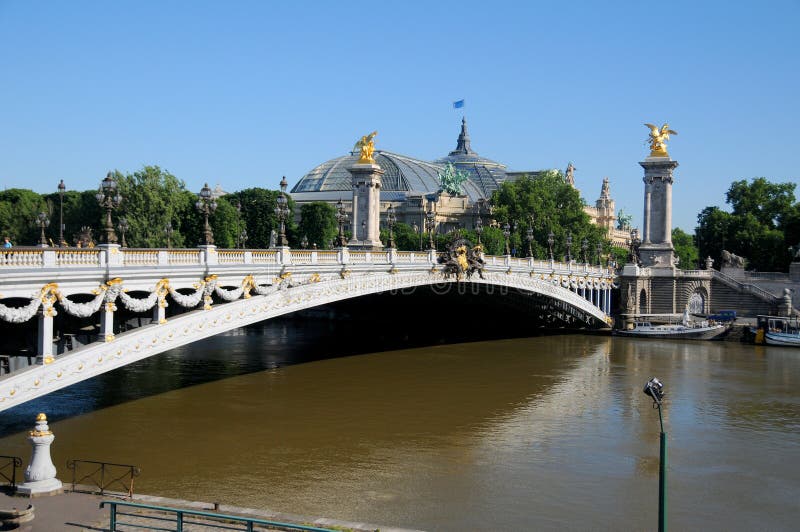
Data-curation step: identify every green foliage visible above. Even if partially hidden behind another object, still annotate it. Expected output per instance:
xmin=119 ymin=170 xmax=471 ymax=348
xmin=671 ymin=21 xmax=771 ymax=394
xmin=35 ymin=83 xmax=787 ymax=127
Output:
xmin=695 ymin=178 xmax=798 ymax=271
xmin=671 ymin=228 xmax=699 ymax=269
xmin=233 ymin=188 xmax=282 ymax=248
xmin=611 ymin=246 xmax=628 ymax=267
xmin=389 ymin=222 xmax=423 ymax=251
xmin=490 ymin=172 xmax=609 ymax=259
xmin=0 ymin=189 xmax=47 ymax=244
xmin=298 ymin=202 xmax=337 ymax=249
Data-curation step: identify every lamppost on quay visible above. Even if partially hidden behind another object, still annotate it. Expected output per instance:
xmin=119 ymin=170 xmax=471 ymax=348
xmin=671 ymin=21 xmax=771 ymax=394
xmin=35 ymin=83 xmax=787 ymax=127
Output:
xmin=596 ymin=241 xmax=604 ymax=266
xmin=274 ymin=177 xmax=290 ymax=247
xmin=547 ymin=230 xmax=555 ymax=261
xmin=117 ymin=217 xmax=129 ymax=248
xmin=475 ymin=216 xmax=483 ymax=246
xmin=57 ymin=179 xmax=66 ymax=247
xmin=643 ymin=377 xmax=667 ymax=532
xmin=581 ymin=238 xmax=589 ymax=264
xmin=334 ymin=198 xmax=348 ymax=248
xmin=425 ymin=209 xmax=436 ymax=250
xmin=196 ymin=183 xmax=217 ymax=246
xmin=96 ymin=172 xmax=122 ymax=245
xmin=565 ymin=232 xmax=573 ymax=263
xmin=164 ymin=222 xmax=174 ymax=249
xmin=36 ymin=212 xmax=50 ymax=247
xmin=502 ymin=222 xmax=511 ymax=256
xmin=526 ymin=227 xmax=534 ymax=258
xmin=386 ymin=204 xmax=396 ymax=249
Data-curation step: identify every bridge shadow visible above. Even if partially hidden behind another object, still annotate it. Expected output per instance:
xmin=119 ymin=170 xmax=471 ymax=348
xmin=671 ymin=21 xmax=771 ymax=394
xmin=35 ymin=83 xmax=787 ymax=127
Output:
xmin=0 ymin=283 xmax=596 ymax=435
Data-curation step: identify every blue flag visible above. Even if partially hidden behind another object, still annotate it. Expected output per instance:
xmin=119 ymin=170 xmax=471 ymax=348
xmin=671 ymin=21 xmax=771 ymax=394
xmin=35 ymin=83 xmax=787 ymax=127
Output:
xmin=453 ymin=99 xmax=465 ymax=109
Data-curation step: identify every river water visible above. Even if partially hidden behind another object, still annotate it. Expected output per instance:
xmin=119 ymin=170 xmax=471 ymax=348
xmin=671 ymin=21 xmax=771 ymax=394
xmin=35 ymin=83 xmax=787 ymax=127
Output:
xmin=1 ymin=319 xmax=799 ymax=531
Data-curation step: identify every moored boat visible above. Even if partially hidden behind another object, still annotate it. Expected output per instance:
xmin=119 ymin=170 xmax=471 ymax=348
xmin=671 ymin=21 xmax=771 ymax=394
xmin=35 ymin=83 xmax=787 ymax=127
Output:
xmin=753 ymin=315 xmax=800 ymax=347
xmin=615 ymin=310 xmax=727 ymax=340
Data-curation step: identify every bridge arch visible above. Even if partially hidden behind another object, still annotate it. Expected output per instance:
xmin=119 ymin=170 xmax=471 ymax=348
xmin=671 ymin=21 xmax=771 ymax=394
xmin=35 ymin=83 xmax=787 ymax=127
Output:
xmin=0 ymin=269 xmax=610 ymax=411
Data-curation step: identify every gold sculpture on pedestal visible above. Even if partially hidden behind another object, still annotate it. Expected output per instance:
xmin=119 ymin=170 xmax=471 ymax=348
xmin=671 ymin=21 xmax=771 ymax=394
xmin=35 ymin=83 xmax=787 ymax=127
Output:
xmin=354 ymin=131 xmax=378 ymax=164
xmin=644 ymin=123 xmax=677 ymax=157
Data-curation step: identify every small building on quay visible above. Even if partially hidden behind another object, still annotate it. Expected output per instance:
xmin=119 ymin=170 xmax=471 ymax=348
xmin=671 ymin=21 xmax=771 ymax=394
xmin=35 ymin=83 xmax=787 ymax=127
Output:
xmin=289 ymin=118 xmax=631 ymax=247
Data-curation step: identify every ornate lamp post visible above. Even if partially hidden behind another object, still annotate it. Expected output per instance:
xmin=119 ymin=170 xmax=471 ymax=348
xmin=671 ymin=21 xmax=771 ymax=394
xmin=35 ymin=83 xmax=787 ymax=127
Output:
xmin=547 ymin=230 xmax=555 ymax=261
xmin=425 ymin=209 xmax=436 ymax=250
xmin=526 ymin=226 xmax=534 ymax=258
xmin=596 ymin=241 xmax=604 ymax=266
xmin=274 ymin=177 xmax=289 ymax=247
xmin=581 ymin=238 xmax=589 ymax=263
xmin=117 ymin=217 xmax=129 ymax=248
xmin=643 ymin=377 xmax=667 ymax=532
xmin=95 ymin=172 xmax=122 ymax=244
xmin=164 ymin=222 xmax=174 ymax=249
xmin=386 ymin=204 xmax=396 ymax=249
xmin=629 ymin=228 xmax=641 ymax=264
xmin=36 ymin=212 xmax=50 ymax=247
xmin=301 ymin=235 xmax=309 ymax=249
xmin=475 ymin=216 xmax=483 ymax=246
xmin=196 ymin=183 xmax=217 ymax=245
xmin=502 ymin=222 xmax=511 ymax=255
xmin=57 ymin=179 xmax=66 ymax=247
xmin=335 ymin=198 xmax=348 ymax=247
xmin=565 ymin=232 xmax=573 ymax=262
xmin=239 ymin=227 xmax=248 ymax=249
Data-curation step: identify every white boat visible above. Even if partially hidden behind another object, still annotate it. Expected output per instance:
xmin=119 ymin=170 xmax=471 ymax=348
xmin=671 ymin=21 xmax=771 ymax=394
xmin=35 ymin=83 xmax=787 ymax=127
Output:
xmin=754 ymin=315 xmax=800 ymax=347
xmin=615 ymin=310 xmax=727 ymax=340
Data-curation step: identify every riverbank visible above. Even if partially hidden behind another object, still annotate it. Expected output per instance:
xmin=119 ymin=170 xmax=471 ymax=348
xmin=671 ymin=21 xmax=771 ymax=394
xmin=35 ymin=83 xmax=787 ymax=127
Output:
xmin=0 ymin=486 xmax=425 ymax=532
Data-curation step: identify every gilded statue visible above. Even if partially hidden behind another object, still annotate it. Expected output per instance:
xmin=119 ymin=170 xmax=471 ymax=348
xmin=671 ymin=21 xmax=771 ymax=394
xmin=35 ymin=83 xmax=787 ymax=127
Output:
xmin=644 ymin=123 xmax=677 ymax=157
xmin=354 ymin=131 xmax=378 ymax=164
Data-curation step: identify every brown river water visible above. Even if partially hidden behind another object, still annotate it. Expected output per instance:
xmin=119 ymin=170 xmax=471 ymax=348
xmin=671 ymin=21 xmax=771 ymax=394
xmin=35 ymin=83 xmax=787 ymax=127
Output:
xmin=1 ymin=320 xmax=798 ymax=531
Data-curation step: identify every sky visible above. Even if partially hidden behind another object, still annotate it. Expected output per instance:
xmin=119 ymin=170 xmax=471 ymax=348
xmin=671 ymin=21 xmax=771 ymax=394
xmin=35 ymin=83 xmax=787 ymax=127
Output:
xmin=1 ymin=0 xmax=798 ymax=231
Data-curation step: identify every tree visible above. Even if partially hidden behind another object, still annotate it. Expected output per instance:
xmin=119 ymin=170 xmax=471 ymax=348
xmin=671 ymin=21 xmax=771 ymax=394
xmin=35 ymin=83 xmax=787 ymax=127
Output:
xmin=0 ymin=189 xmax=47 ymax=245
xmin=672 ymin=228 xmax=699 ymax=269
xmin=233 ymin=188 xmax=283 ymax=248
xmin=298 ymin=202 xmax=337 ymax=249
xmin=490 ymin=172 xmax=610 ymax=260
xmin=695 ymin=178 xmax=798 ymax=271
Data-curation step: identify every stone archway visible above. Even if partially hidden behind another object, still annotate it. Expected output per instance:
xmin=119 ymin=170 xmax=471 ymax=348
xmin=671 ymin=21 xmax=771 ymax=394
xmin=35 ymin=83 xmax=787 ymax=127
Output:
xmin=687 ymin=287 xmax=708 ymax=315
xmin=639 ymin=288 xmax=648 ymax=314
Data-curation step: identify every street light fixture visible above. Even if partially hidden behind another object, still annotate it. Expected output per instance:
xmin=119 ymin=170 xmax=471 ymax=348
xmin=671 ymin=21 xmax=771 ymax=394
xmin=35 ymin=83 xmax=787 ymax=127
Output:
xmin=581 ymin=238 xmax=589 ymax=264
xmin=301 ymin=234 xmax=309 ymax=249
xmin=239 ymin=227 xmax=248 ymax=249
xmin=547 ymin=230 xmax=555 ymax=261
xmin=196 ymin=183 xmax=217 ymax=245
xmin=96 ymin=172 xmax=122 ymax=244
xmin=596 ymin=241 xmax=604 ymax=266
xmin=475 ymin=216 xmax=483 ymax=246
xmin=36 ymin=212 xmax=50 ymax=247
xmin=335 ymin=198 xmax=348 ymax=248
xmin=565 ymin=232 xmax=573 ymax=262
xmin=643 ymin=377 xmax=667 ymax=532
xmin=425 ymin=209 xmax=436 ymax=250
xmin=117 ymin=217 xmax=129 ymax=248
xmin=274 ymin=177 xmax=289 ymax=247
xmin=386 ymin=204 xmax=396 ymax=249
xmin=502 ymin=222 xmax=511 ymax=255
xmin=164 ymin=222 xmax=174 ymax=249
xmin=57 ymin=179 xmax=66 ymax=247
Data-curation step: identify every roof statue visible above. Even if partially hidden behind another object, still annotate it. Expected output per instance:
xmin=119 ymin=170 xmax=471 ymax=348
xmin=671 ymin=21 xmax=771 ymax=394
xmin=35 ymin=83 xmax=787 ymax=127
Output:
xmin=599 ymin=176 xmax=610 ymax=199
xmin=565 ymin=162 xmax=576 ymax=186
xmin=438 ymin=162 xmax=470 ymax=196
xmin=644 ymin=123 xmax=677 ymax=157
xmin=617 ymin=208 xmax=633 ymax=230
xmin=354 ymin=131 xmax=378 ymax=164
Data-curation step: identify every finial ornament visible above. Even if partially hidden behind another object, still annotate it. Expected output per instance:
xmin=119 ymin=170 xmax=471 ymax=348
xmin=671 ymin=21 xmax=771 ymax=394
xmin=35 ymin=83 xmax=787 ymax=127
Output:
xmin=354 ymin=131 xmax=378 ymax=164
xmin=644 ymin=123 xmax=677 ymax=157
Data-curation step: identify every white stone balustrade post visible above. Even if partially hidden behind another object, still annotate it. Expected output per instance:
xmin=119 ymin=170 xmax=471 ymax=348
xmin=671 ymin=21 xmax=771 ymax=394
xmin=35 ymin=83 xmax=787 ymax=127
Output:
xmin=100 ymin=244 xmax=122 ymax=267
xmin=311 ymin=251 xmax=318 ymax=264
xmin=388 ymin=248 xmax=397 ymax=264
xmin=338 ymin=247 xmax=349 ymax=265
xmin=157 ymin=250 xmax=169 ymax=266
xmin=42 ymin=249 xmax=56 ymax=267
xmin=278 ymin=247 xmax=291 ymax=265
xmin=427 ymin=249 xmax=437 ymax=264
xmin=244 ymin=250 xmax=253 ymax=264
xmin=17 ymin=413 xmax=63 ymax=496
xmin=100 ymin=301 xmax=116 ymax=342
xmin=200 ymin=245 xmax=218 ymax=266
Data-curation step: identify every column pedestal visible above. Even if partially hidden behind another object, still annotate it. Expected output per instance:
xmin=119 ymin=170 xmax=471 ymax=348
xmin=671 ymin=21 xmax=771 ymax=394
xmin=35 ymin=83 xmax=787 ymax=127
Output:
xmin=17 ymin=414 xmax=63 ymax=497
xmin=347 ymin=163 xmax=384 ymax=250
xmin=639 ymin=157 xmax=679 ymax=268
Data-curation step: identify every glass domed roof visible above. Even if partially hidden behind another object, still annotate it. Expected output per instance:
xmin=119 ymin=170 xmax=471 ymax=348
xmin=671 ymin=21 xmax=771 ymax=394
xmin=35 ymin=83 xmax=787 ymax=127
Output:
xmin=291 ymin=150 xmax=485 ymax=202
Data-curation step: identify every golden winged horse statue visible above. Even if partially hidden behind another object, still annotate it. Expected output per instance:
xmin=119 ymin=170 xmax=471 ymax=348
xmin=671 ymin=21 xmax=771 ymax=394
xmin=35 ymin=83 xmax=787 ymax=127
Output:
xmin=644 ymin=123 xmax=677 ymax=157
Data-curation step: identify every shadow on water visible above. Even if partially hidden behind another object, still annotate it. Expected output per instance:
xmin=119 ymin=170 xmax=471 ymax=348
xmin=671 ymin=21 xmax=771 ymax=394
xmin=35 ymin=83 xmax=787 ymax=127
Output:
xmin=0 ymin=285 xmax=590 ymax=435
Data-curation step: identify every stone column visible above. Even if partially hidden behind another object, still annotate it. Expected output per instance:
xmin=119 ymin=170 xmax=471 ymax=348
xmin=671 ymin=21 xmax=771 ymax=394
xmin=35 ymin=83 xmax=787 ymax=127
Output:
xmin=37 ymin=307 xmax=56 ymax=365
xmin=639 ymin=157 xmax=679 ymax=268
xmin=100 ymin=301 xmax=116 ymax=342
xmin=17 ymin=413 xmax=63 ymax=496
xmin=347 ymin=162 xmax=384 ymax=250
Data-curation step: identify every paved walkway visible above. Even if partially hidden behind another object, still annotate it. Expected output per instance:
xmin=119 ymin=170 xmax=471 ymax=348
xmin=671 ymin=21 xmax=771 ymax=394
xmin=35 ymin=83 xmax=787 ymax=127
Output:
xmin=0 ymin=487 xmax=424 ymax=532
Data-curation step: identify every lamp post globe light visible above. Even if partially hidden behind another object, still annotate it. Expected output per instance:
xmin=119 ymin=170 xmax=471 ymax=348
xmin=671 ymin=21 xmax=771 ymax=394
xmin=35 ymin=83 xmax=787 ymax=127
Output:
xmin=274 ymin=177 xmax=290 ymax=247
xmin=643 ymin=377 xmax=667 ymax=532
xmin=117 ymin=217 xmax=129 ymax=248
xmin=334 ymin=198 xmax=348 ymax=248
xmin=36 ymin=212 xmax=50 ymax=247
xmin=196 ymin=183 xmax=217 ymax=246
xmin=57 ymin=179 xmax=66 ymax=247
xmin=386 ymin=204 xmax=396 ymax=249
xmin=96 ymin=172 xmax=122 ymax=244
xmin=425 ymin=209 xmax=436 ymax=250
xmin=547 ymin=230 xmax=555 ymax=261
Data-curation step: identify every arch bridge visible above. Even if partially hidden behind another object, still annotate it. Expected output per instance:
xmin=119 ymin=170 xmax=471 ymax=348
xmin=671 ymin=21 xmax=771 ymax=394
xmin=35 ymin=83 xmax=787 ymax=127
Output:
xmin=0 ymin=245 xmax=615 ymax=411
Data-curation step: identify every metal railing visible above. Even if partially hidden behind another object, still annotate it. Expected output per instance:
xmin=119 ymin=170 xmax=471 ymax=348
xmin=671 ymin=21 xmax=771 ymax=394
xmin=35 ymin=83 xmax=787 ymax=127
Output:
xmin=0 ymin=455 xmax=22 ymax=488
xmin=67 ymin=459 xmax=140 ymax=497
xmin=99 ymin=501 xmax=337 ymax=532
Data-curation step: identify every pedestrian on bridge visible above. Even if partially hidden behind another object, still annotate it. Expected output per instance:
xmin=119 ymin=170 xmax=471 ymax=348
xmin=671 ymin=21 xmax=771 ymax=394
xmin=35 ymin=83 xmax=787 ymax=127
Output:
xmin=3 ymin=236 xmax=12 ymax=248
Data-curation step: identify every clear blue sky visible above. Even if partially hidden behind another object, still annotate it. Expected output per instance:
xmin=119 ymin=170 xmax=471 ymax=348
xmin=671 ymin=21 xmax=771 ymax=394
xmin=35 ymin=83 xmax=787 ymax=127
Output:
xmin=1 ymin=0 xmax=798 ymax=231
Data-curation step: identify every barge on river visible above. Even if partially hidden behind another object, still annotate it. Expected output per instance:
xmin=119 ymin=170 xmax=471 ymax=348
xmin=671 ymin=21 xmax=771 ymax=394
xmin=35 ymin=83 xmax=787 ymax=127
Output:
xmin=753 ymin=315 xmax=800 ymax=347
